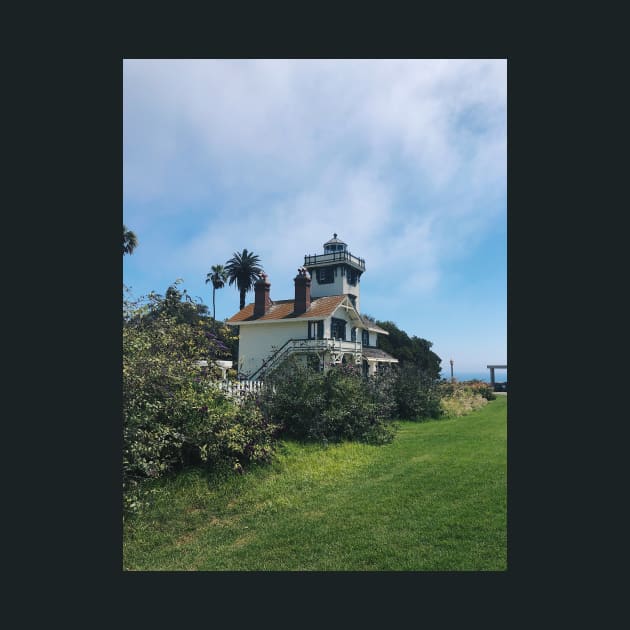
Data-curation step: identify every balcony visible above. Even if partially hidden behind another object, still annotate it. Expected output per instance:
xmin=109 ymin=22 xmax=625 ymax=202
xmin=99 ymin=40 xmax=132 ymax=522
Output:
xmin=303 ymin=251 xmax=366 ymax=270
xmin=288 ymin=338 xmax=363 ymax=354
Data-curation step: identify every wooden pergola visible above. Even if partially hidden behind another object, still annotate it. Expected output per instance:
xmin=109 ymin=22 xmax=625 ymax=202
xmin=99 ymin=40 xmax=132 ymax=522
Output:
xmin=486 ymin=364 xmax=507 ymax=386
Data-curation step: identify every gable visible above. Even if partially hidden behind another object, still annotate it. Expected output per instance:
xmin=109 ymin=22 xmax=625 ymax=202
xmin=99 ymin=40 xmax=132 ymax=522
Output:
xmin=329 ymin=296 xmax=364 ymax=327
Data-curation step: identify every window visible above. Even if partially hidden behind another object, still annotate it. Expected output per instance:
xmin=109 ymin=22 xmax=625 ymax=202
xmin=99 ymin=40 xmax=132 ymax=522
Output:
xmin=308 ymin=320 xmax=324 ymax=339
xmin=316 ymin=267 xmax=334 ymax=284
xmin=362 ymin=330 xmax=369 ymax=346
xmin=331 ymin=317 xmax=346 ymax=340
xmin=351 ymin=327 xmax=356 ymax=342
xmin=347 ymin=269 xmax=358 ymax=286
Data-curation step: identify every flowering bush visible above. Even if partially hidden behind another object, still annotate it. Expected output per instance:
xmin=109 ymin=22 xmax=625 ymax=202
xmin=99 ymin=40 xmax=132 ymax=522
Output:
xmin=438 ymin=381 xmax=490 ymax=417
xmin=439 ymin=379 xmax=495 ymax=400
xmin=123 ymin=292 xmax=277 ymax=514
xmin=440 ymin=391 xmax=488 ymax=417
xmin=460 ymin=379 xmax=496 ymax=400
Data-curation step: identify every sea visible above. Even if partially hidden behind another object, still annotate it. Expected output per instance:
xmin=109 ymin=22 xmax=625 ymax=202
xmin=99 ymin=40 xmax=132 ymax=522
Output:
xmin=439 ymin=370 xmax=508 ymax=383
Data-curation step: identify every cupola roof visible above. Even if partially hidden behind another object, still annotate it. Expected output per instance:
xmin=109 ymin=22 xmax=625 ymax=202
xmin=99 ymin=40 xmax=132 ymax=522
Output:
xmin=323 ymin=233 xmax=346 ymax=247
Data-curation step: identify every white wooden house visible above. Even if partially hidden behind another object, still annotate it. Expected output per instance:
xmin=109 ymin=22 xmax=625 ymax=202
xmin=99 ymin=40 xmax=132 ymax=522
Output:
xmin=226 ymin=234 xmax=398 ymax=380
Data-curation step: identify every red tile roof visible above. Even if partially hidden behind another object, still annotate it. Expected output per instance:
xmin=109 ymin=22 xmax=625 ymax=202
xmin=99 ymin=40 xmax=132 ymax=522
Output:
xmin=226 ymin=295 xmax=347 ymax=324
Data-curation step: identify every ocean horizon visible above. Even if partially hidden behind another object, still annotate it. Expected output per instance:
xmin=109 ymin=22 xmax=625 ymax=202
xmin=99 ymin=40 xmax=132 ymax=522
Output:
xmin=439 ymin=370 xmax=508 ymax=383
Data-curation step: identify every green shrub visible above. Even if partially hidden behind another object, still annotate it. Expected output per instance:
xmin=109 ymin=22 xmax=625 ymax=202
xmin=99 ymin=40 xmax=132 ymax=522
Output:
xmin=196 ymin=395 xmax=278 ymax=473
xmin=393 ymin=365 xmax=442 ymax=421
xmin=262 ymin=358 xmax=395 ymax=445
xmin=366 ymin=368 xmax=398 ymax=421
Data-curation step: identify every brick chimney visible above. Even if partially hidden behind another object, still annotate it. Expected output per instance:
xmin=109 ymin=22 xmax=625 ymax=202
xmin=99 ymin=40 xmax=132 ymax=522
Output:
xmin=294 ymin=267 xmax=311 ymax=314
xmin=253 ymin=272 xmax=272 ymax=317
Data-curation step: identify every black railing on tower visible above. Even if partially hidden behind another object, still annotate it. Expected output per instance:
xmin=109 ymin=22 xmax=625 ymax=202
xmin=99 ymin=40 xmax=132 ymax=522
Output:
xmin=304 ymin=251 xmax=365 ymax=270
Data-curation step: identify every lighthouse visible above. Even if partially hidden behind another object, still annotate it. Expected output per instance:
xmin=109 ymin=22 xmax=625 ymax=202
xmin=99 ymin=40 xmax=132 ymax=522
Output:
xmin=303 ymin=233 xmax=366 ymax=312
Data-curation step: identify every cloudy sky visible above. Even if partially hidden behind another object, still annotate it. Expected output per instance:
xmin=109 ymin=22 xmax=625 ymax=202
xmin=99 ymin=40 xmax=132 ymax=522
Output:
xmin=123 ymin=59 xmax=506 ymax=375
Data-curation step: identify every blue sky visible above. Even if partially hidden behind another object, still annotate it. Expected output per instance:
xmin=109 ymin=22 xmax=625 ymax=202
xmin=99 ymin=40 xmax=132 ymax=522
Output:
xmin=123 ymin=59 xmax=506 ymax=374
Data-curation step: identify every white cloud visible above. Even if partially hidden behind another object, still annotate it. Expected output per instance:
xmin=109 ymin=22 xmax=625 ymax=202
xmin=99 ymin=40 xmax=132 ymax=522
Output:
xmin=124 ymin=59 xmax=506 ymax=302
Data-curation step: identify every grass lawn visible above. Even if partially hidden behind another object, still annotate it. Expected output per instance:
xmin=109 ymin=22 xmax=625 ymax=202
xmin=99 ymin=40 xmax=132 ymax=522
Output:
xmin=123 ymin=396 xmax=507 ymax=571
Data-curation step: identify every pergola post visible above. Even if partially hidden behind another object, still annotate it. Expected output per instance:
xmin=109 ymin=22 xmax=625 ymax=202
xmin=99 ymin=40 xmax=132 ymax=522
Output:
xmin=487 ymin=365 xmax=507 ymax=389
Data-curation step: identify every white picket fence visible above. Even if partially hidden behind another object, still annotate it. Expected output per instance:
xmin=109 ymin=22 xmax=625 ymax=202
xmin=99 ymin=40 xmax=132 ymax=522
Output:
xmin=216 ymin=379 xmax=266 ymax=400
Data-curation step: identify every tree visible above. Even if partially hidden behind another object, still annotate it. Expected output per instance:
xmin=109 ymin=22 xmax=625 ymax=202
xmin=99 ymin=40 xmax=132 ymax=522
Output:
xmin=139 ymin=280 xmax=209 ymax=327
xmin=124 ymin=281 xmax=229 ymax=357
xmin=224 ymin=248 xmax=263 ymax=310
xmin=374 ymin=319 xmax=442 ymax=379
xmin=123 ymin=224 xmax=138 ymax=255
xmin=205 ymin=264 xmax=228 ymax=326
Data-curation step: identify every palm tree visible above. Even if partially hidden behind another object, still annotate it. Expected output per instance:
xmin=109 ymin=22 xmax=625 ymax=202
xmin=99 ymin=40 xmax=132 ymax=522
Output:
xmin=123 ymin=225 xmax=138 ymax=255
xmin=205 ymin=264 xmax=228 ymax=326
xmin=225 ymin=249 xmax=263 ymax=310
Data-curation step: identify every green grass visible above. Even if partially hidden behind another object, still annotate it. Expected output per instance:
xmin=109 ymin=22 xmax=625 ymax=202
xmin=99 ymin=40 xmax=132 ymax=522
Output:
xmin=123 ymin=396 xmax=507 ymax=571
